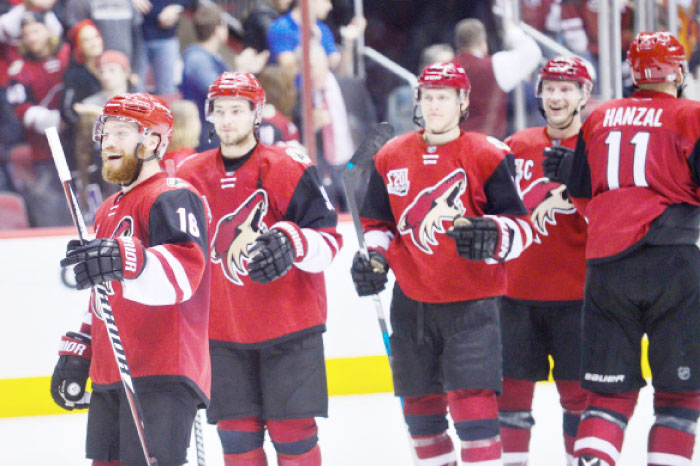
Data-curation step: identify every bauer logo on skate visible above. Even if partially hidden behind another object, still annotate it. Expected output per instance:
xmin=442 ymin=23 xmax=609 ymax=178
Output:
xmin=397 ymin=168 xmax=466 ymax=254
xmin=210 ymin=189 xmax=269 ymax=285
xmin=584 ymin=372 xmax=625 ymax=383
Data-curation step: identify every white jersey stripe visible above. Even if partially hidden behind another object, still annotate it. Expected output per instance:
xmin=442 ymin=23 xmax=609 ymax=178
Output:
xmin=295 ymin=228 xmax=334 ymax=273
xmin=152 ymin=245 xmax=193 ymax=301
xmin=121 ymin=250 xmax=177 ymax=305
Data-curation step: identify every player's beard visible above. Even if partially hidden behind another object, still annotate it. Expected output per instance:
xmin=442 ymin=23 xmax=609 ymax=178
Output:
xmin=219 ymin=128 xmax=255 ymax=149
xmin=101 ymin=147 xmax=142 ymax=185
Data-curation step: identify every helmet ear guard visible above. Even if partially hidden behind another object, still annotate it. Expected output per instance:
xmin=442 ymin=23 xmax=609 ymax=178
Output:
xmin=627 ymin=31 xmax=687 ymax=87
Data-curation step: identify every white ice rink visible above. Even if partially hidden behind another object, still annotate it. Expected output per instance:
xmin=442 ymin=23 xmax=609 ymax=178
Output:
xmin=3 ymin=383 xmax=700 ymax=465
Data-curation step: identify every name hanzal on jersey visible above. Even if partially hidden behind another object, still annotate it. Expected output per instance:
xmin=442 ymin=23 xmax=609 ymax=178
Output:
xmin=602 ymin=106 xmax=663 ymax=128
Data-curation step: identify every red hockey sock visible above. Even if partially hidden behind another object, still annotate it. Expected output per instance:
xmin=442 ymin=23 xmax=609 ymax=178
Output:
xmin=557 ymin=380 xmax=589 ymax=460
xmin=574 ymin=391 xmax=638 ymax=466
xmin=224 ymin=448 xmax=267 ymax=466
xmin=411 ymin=432 xmax=457 ymax=465
xmin=448 ymin=389 xmax=502 ymax=465
xmin=648 ymin=391 xmax=700 ymax=466
xmin=498 ymin=378 xmax=535 ymax=465
xmin=277 ymin=444 xmax=321 ymax=466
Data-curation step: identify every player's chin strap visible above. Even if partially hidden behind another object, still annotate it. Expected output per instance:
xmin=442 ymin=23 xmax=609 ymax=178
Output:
xmin=120 ymin=140 xmax=161 ymax=187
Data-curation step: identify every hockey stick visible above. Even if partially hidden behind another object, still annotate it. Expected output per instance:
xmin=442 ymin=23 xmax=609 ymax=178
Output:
xmin=46 ymin=127 xmax=158 ymax=466
xmin=163 ymin=159 xmax=206 ymax=466
xmin=342 ymin=124 xmax=422 ymax=464
xmin=342 ymin=122 xmax=395 ymax=356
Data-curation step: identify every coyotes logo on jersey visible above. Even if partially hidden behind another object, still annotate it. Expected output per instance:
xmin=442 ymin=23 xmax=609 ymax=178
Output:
xmin=397 ymin=168 xmax=467 ymax=254
xmin=210 ymin=190 xmax=268 ymax=285
xmin=521 ymin=178 xmax=575 ymax=241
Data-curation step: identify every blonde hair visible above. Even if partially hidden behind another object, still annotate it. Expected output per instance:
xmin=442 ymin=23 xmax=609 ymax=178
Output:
xmin=167 ymin=100 xmax=201 ymax=152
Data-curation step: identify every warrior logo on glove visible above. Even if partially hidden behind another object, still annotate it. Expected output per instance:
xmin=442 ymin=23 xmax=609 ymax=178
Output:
xmin=211 ymin=190 xmax=269 ymax=285
xmin=398 ymin=168 xmax=467 ymax=254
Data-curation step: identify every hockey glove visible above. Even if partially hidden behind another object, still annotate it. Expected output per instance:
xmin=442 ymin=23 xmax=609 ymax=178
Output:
xmin=60 ymin=237 xmax=146 ymax=290
xmin=247 ymin=226 xmax=298 ymax=284
xmin=447 ymin=216 xmax=512 ymax=261
xmin=350 ymin=249 xmax=389 ymax=296
xmin=50 ymin=331 xmax=91 ymax=411
xmin=542 ymin=146 xmax=575 ymax=183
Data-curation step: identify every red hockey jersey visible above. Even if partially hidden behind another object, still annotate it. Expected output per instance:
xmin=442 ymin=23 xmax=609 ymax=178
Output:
xmin=505 ymin=127 xmax=587 ymax=301
xmin=88 ymin=173 xmax=211 ymax=401
xmin=177 ymin=144 xmax=342 ymax=347
xmin=361 ymin=130 xmax=533 ymax=303
xmin=568 ymin=90 xmax=700 ymax=261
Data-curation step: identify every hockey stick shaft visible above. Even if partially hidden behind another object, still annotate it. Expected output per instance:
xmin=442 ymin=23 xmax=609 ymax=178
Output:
xmin=341 ymin=171 xmax=391 ymax=355
xmin=342 ymin=125 xmax=421 ymax=465
xmin=46 ymin=127 xmax=158 ymax=466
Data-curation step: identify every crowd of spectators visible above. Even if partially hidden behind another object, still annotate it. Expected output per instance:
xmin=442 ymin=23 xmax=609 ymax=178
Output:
xmin=2 ymin=0 xmax=700 ymax=227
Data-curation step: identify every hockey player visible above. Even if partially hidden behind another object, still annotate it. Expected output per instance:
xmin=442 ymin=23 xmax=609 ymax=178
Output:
xmin=498 ymin=56 xmax=593 ymax=466
xmin=176 ymin=72 xmax=342 ymax=466
xmin=544 ymin=32 xmax=700 ymax=466
xmin=52 ymin=93 xmax=211 ymax=465
xmin=350 ymin=62 xmax=533 ymax=466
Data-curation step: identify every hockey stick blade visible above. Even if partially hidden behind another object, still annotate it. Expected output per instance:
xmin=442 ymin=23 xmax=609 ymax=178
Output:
xmin=346 ymin=122 xmax=394 ymax=171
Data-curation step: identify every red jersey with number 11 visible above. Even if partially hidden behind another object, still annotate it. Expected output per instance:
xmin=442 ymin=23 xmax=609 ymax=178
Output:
xmin=568 ymin=90 xmax=700 ymax=261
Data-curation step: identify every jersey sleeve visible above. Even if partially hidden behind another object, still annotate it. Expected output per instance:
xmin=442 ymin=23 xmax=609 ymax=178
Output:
xmin=483 ymin=154 xmax=534 ymax=261
xmin=120 ymin=188 xmax=208 ymax=306
xmin=359 ymin=162 xmax=397 ymax=251
xmin=282 ymin=164 xmax=343 ymax=273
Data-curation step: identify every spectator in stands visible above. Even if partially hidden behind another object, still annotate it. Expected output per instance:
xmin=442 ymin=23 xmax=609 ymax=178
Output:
xmin=243 ymin=0 xmax=293 ymax=52
xmin=64 ymin=0 xmax=145 ymax=91
xmin=0 ymin=85 xmax=23 ymax=192
xmin=453 ymin=18 xmax=541 ymax=140
xmin=59 ymin=19 xmax=103 ymax=167
xmin=0 ymin=0 xmax=62 ymax=55
xmin=181 ymin=2 xmax=268 ymax=150
xmin=267 ymin=0 xmax=366 ymax=76
xmin=386 ymin=43 xmax=455 ymax=136
xmin=256 ymin=65 xmax=300 ymax=145
xmin=294 ymin=41 xmax=376 ymax=212
xmin=6 ymin=10 xmax=71 ymax=226
xmin=161 ymin=99 xmax=201 ymax=168
xmin=139 ymin=0 xmax=195 ymax=96
xmin=77 ymin=49 xmax=131 ymax=111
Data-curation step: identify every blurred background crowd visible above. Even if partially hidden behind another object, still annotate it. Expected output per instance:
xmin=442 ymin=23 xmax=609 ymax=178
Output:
xmin=1 ymin=0 xmax=699 ymax=229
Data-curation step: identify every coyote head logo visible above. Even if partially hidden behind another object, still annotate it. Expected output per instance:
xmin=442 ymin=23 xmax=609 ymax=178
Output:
xmin=210 ymin=190 xmax=268 ymax=285
xmin=398 ymin=169 xmax=467 ymax=254
xmin=522 ymin=178 xmax=575 ymax=239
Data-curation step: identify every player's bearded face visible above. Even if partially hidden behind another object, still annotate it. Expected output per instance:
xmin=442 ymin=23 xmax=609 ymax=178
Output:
xmin=99 ymin=120 xmax=144 ymax=185
xmin=101 ymin=145 xmax=143 ymax=185
xmin=420 ymin=88 xmax=463 ymax=134
xmin=212 ymin=97 xmax=256 ymax=147
xmin=541 ymin=80 xmax=584 ymax=129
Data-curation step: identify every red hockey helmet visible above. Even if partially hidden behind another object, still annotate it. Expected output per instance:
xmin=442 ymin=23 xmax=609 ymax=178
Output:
xmin=627 ymin=31 xmax=687 ymax=85
xmin=417 ymin=62 xmax=471 ymax=94
xmin=536 ymin=56 xmax=594 ymax=96
xmin=94 ymin=93 xmax=174 ymax=158
xmin=205 ymin=71 xmax=266 ymax=125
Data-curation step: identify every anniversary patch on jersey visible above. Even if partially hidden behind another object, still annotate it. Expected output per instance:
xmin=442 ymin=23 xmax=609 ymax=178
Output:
xmin=386 ymin=168 xmax=410 ymax=196
xmin=210 ymin=189 xmax=269 ymax=285
xmin=521 ymin=178 xmax=576 ymax=241
xmin=397 ymin=168 xmax=467 ymax=254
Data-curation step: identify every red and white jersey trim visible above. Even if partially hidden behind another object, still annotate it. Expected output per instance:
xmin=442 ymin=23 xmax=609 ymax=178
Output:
xmin=295 ymin=228 xmax=338 ymax=273
xmin=122 ymin=246 xmax=194 ymax=305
